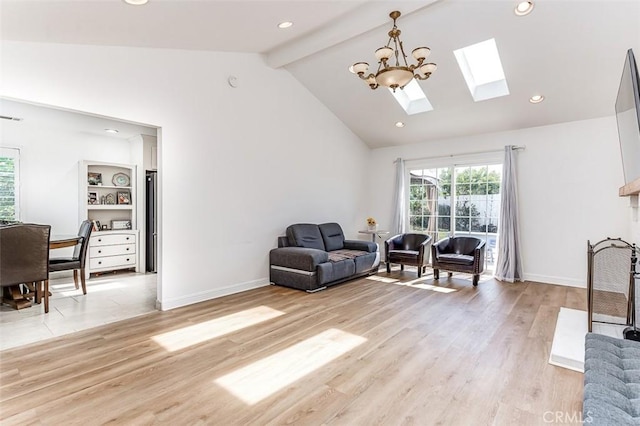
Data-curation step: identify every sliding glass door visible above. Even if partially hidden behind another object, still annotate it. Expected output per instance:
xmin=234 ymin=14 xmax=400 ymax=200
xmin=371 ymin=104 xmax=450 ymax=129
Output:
xmin=409 ymin=162 xmax=502 ymax=271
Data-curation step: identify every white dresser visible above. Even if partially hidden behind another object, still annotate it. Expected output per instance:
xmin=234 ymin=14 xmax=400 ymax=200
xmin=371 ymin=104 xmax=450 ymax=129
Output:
xmin=88 ymin=230 xmax=139 ymax=274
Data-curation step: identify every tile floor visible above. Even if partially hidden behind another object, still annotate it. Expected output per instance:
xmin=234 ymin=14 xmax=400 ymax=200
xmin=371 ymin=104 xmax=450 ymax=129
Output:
xmin=0 ymin=271 xmax=157 ymax=351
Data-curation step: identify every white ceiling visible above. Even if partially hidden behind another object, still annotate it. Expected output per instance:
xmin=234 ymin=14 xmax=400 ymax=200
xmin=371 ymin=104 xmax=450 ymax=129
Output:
xmin=0 ymin=98 xmax=157 ymax=141
xmin=2 ymin=0 xmax=639 ymax=148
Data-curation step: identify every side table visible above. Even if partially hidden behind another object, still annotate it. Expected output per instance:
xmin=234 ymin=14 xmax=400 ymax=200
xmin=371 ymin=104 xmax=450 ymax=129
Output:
xmin=358 ymin=229 xmax=390 ymax=242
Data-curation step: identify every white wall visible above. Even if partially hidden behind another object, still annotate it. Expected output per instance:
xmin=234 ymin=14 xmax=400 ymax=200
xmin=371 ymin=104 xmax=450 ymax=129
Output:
xmin=1 ymin=41 xmax=370 ymax=309
xmin=0 ymin=119 xmax=132 ymax=235
xmin=368 ymin=116 xmax=630 ymax=287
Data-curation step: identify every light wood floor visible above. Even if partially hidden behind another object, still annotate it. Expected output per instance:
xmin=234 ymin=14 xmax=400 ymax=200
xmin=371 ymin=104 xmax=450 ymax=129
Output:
xmin=0 ymin=270 xmax=586 ymax=425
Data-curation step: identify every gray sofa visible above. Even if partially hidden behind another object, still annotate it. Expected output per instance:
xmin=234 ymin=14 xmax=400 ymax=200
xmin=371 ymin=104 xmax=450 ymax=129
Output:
xmin=583 ymin=333 xmax=640 ymax=425
xmin=269 ymin=223 xmax=380 ymax=292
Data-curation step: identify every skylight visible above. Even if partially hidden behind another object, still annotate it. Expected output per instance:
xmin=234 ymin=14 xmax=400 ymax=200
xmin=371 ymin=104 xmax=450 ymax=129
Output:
xmin=454 ymin=38 xmax=509 ymax=102
xmin=389 ymin=79 xmax=433 ymax=115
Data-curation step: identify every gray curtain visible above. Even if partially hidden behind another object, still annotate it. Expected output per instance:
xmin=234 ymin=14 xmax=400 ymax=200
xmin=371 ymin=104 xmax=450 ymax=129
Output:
xmin=426 ymin=182 xmax=438 ymax=241
xmin=391 ymin=158 xmax=406 ymax=235
xmin=494 ymin=146 xmax=524 ymax=282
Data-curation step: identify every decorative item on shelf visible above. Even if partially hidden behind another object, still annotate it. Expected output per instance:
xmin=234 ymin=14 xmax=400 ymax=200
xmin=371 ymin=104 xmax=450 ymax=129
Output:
xmin=101 ymin=224 xmax=109 ymax=231
xmin=117 ymin=191 xmax=131 ymax=205
xmin=350 ymin=11 xmax=437 ymax=92
xmin=88 ymin=191 xmax=98 ymax=205
xmin=111 ymin=220 xmax=131 ymax=230
xmin=112 ymin=172 xmax=130 ymax=187
xmin=105 ymin=193 xmax=116 ymax=205
xmin=367 ymin=217 xmax=378 ymax=231
xmin=88 ymin=172 xmax=102 ymax=185
xmin=92 ymin=220 xmax=101 ymax=232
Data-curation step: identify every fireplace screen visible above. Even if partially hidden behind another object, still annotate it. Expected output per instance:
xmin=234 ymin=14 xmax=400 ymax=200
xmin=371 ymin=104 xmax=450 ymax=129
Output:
xmin=587 ymin=238 xmax=635 ymax=331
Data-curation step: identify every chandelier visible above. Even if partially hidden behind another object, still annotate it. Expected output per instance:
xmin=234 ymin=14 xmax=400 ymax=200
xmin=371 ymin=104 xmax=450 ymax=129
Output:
xmin=351 ymin=11 xmax=437 ymax=92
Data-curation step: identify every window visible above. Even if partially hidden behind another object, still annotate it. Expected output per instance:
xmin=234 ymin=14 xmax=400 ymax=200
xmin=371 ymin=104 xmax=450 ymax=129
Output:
xmin=0 ymin=148 xmax=20 ymax=222
xmin=389 ymin=79 xmax=434 ymax=115
xmin=453 ymin=38 xmax=509 ymax=102
xmin=409 ymin=162 xmax=502 ymax=270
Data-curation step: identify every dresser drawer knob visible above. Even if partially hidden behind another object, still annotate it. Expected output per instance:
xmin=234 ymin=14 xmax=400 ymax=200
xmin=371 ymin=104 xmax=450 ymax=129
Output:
xmin=126 ymin=248 xmax=130 ymax=251
xmin=98 ymin=239 xmax=102 ymax=242
xmin=98 ymin=261 xmax=102 ymax=265
xmin=98 ymin=250 xmax=102 ymax=253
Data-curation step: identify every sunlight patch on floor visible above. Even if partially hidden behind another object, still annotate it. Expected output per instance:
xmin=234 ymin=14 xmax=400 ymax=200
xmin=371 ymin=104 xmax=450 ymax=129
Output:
xmin=365 ymin=275 xmax=399 ymax=284
xmin=214 ymin=328 xmax=367 ymax=405
xmin=152 ymin=306 xmax=285 ymax=352
xmin=408 ymin=283 xmax=457 ymax=293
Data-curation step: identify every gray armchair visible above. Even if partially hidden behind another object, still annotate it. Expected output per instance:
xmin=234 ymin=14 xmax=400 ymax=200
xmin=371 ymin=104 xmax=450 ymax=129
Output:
xmin=431 ymin=236 xmax=485 ymax=286
xmin=385 ymin=233 xmax=432 ymax=277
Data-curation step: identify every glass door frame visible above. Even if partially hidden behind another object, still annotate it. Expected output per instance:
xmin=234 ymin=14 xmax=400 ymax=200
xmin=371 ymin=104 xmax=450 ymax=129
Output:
xmin=404 ymin=152 xmax=503 ymax=271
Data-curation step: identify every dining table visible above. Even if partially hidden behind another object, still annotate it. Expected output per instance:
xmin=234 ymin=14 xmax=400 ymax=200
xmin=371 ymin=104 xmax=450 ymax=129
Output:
xmin=3 ymin=235 xmax=80 ymax=310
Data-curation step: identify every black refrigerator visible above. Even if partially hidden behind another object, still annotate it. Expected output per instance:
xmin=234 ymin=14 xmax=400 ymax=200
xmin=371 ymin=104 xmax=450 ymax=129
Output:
xmin=145 ymin=171 xmax=158 ymax=272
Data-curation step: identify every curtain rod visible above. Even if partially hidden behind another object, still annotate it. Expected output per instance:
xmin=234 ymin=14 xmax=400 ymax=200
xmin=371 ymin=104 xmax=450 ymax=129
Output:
xmin=393 ymin=145 xmax=525 ymax=163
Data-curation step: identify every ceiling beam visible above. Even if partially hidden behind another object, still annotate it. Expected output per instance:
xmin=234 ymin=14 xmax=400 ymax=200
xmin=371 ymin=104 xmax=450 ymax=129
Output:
xmin=265 ymin=0 xmax=442 ymax=69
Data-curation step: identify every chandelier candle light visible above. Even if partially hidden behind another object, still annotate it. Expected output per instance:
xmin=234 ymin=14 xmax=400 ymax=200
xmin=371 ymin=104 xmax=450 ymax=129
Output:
xmin=351 ymin=11 xmax=437 ymax=92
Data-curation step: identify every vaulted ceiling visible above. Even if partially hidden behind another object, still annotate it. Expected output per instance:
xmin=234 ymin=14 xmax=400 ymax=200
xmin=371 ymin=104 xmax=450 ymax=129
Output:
xmin=2 ymin=0 xmax=639 ymax=148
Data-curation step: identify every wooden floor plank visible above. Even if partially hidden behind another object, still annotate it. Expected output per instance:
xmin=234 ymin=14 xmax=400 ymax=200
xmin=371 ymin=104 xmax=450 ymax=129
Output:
xmin=0 ymin=275 xmax=585 ymax=425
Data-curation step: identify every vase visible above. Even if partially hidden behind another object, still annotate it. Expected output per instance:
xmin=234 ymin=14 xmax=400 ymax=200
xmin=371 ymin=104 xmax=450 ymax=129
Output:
xmin=368 ymin=224 xmax=378 ymax=231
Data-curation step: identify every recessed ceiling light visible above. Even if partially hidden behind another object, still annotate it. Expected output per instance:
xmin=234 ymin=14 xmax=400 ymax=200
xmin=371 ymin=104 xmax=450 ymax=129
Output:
xmin=277 ymin=21 xmax=293 ymax=29
xmin=123 ymin=0 xmax=148 ymax=4
xmin=529 ymin=95 xmax=544 ymax=103
xmin=105 ymin=129 xmax=119 ymax=134
xmin=395 ymin=121 xmax=405 ymax=128
xmin=348 ymin=65 xmax=355 ymax=74
xmin=514 ymin=1 xmax=534 ymax=16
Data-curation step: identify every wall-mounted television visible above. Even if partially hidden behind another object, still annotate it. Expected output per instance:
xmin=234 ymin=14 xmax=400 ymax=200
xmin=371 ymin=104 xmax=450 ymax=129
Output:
xmin=616 ymin=48 xmax=640 ymax=185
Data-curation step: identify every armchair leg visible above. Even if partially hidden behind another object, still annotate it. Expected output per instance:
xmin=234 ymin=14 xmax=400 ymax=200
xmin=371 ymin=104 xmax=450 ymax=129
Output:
xmin=448 ymin=272 xmax=453 ymax=278
xmin=418 ymin=268 xmax=422 ymax=278
xmin=386 ymin=263 xmax=391 ymax=274
xmin=434 ymin=269 xmax=439 ymax=280
xmin=73 ymin=269 xmax=79 ymax=289
xmin=473 ymin=275 xmax=479 ymax=286
xmin=400 ymin=265 xmax=404 ymax=271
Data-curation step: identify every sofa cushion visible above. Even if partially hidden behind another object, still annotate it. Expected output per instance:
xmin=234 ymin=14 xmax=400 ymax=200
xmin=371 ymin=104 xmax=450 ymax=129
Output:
xmin=583 ymin=333 xmax=640 ymax=425
xmin=318 ymin=259 xmax=355 ymax=285
xmin=319 ymin=222 xmax=345 ymax=251
xmin=328 ymin=249 xmax=365 ymax=262
xmin=286 ymin=224 xmax=325 ymax=251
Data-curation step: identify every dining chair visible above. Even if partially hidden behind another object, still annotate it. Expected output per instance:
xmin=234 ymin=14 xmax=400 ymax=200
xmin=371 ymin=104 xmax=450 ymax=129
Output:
xmin=0 ymin=223 xmax=51 ymax=312
xmin=49 ymin=220 xmax=93 ymax=295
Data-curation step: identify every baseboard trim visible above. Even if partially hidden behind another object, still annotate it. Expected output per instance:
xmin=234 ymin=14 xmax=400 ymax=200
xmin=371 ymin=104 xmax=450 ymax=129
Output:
xmin=158 ymin=278 xmax=270 ymax=311
xmin=523 ymin=273 xmax=585 ymax=288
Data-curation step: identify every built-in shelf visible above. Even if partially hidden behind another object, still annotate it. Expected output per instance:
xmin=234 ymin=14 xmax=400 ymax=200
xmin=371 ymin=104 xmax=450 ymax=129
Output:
xmin=619 ymin=177 xmax=640 ymax=196
xmin=88 ymin=185 xmax=132 ymax=190
xmin=88 ymin=205 xmax=133 ymax=210
xmin=80 ymin=160 xmax=139 ymax=275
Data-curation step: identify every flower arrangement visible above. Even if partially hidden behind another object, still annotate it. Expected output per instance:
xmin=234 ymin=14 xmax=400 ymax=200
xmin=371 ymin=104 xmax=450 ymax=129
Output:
xmin=366 ymin=217 xmax=378 ymax=231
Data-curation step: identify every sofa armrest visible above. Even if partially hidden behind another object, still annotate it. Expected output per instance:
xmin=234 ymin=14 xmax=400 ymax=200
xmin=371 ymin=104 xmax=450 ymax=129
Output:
xmin=343 ymin=240 xmax=377 ymax=253
xmin=269 ymin=247 xmax=329 ymax=272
